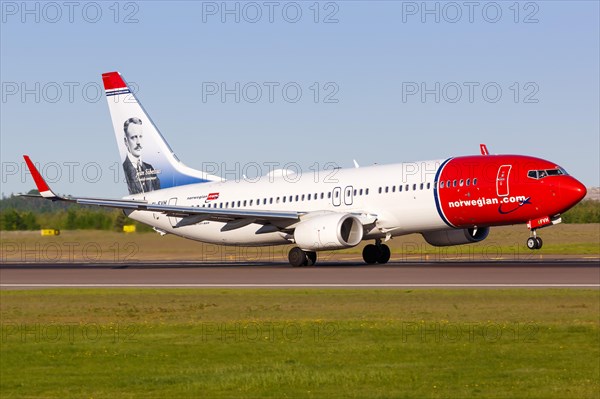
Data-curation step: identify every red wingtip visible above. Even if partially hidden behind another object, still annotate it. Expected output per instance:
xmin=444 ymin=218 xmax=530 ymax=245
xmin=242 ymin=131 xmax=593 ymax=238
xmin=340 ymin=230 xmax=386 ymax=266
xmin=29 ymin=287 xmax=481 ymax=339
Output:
xmin=102 ymin=71 xmax=127 ymax=90
xmin=23 ymin=155 xmax=51 ymax=193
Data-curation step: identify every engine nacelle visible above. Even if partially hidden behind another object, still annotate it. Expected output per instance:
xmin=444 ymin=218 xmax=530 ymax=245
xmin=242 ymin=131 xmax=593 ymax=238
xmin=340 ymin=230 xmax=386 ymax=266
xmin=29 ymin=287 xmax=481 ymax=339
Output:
xmin=422 ymin=227 xmax=490 ymax=247
xmin=294 ymin=213 xmax=364 ymax=251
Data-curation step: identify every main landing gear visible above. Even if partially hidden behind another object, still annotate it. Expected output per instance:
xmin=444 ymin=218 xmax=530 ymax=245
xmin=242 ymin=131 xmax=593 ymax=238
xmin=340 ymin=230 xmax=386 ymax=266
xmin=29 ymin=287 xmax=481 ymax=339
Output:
xmin=288 ymin=247 xmax=317 ymax=267
xmin=362 ymin=239 xmax=391 ymax=264
xmin=526 ymin=230 xmax=543 ymax=250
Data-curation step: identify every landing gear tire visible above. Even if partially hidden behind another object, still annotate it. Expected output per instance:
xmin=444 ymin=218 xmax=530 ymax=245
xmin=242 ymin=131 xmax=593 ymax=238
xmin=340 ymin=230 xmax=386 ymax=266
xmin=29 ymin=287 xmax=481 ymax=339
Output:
xmin=527 ymin=236 xmax=543 ymax=250
xmin=289 ymin=247 xmax=307 ymax=267
xmin=362 ymin=244 xmax=379 ymax=264
xmin=377 ymin=244 xmax=391 ymax=264
xmin=306 ymin=251 xmax=317 ymax=266
xmin=363 ymin=243 xmax=391 ymax=264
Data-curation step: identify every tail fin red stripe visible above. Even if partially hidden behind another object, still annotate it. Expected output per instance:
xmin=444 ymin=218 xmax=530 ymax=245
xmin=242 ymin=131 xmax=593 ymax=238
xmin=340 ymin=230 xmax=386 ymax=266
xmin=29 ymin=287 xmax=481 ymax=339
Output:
xmin=102 ymin=72 xmax=127 ymax=90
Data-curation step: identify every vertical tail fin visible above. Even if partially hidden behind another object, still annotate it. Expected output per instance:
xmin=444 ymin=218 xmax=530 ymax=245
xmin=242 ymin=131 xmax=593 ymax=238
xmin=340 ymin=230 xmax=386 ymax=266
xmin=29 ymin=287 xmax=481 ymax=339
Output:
xmin=102 ymin=71 xmax=219 ymax=195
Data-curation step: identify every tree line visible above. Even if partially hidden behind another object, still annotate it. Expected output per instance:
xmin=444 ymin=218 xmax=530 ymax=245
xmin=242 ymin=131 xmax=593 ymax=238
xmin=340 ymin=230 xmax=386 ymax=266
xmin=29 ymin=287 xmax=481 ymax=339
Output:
xmin=0 ymin=192 xmax=152 ymax=232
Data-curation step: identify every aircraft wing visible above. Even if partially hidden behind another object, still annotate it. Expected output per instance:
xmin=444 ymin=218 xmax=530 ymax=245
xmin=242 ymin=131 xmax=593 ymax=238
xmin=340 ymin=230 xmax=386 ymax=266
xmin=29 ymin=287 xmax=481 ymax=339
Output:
xmin=22 ymin=155 xmax=301 ymax=227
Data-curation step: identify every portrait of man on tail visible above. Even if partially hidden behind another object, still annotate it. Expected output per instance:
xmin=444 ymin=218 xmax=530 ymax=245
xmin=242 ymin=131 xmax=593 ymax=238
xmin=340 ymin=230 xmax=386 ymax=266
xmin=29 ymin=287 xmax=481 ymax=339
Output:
xmin=121 ymin=117 xmax=161 ymax=194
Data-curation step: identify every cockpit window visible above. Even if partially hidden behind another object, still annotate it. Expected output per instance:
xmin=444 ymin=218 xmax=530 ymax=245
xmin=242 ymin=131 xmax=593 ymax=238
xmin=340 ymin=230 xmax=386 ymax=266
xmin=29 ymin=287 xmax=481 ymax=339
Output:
xmin=527 ymin=167 xmax=566 ymax=179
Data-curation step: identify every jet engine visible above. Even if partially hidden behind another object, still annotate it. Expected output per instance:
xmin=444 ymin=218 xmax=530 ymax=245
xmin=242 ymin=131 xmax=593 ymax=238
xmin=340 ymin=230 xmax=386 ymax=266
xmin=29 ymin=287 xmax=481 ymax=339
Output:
xmin=294 ymin=213 xmax=364 ymax=251
xmin=422 ymin=227 xmax=490 ymax=246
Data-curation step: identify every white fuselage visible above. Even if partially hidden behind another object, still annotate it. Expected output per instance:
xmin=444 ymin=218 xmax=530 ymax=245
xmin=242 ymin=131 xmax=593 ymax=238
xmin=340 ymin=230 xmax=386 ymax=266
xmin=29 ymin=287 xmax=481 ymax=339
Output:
xmin=125 ymin=160 xmax=449 ymax=246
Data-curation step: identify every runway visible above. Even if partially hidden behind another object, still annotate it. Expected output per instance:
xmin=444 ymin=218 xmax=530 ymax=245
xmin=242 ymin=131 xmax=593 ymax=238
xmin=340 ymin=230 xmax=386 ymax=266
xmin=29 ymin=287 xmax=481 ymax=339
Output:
xmin=1 ymin=260 xmax=599 ymax=288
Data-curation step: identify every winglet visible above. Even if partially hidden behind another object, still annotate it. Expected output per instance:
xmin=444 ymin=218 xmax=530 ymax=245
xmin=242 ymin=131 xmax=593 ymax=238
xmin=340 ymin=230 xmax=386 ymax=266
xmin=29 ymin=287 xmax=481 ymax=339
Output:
xmin=23 ymin=155 xmax=58 ymax=198
xmin=480 ymin=144 xmax=489 ymax=156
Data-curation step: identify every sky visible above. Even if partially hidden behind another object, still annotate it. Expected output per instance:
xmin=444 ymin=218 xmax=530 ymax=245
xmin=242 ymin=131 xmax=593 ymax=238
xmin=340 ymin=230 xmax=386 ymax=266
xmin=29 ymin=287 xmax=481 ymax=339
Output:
xmin=1 ymin=0 xmax=599 ymax=198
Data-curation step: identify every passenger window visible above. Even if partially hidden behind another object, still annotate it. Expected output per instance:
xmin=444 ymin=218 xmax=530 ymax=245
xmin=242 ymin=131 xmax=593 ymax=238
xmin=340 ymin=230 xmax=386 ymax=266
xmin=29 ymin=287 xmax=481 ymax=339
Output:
xmin=427 ymin=182 xmax=431 ymax=189
xmin=385 ymin=187 xmax=389 ymax=193
xmin=250 ymin=200 xmax=253 ymax=206
xmin=466 ymin=179 xmax=470 ymax=186
xmin=453 ymin=180 xmax=457 ymax=187
xmin=392 ymin=186 xmax=395 ymax=193
xmin=302 ymin=195 xmax=305 ymax=201
xmin=335 ymin=191 xmax=339 ymax=198
xmin=354 ymin=189 xmax=357 ymax=196
xmin=413 ymin=184 xmax=417 ymax=191
xmin=405 ymin=184 xmax=409 ymax=191
xmin=328 ymin=192 xmax=332 ymax=199
xmin=269 ymin=198 xmax=273 ymax=204
xmin=459 ymin=180 xmax=463 ymax=187
xmin=359 ymin=189 xmax=363 ymax=195
xmin=378 ymin=187 xmax=382 ymax=194
xmin=473 ymin=178 xmax=478 ymax=185
xmin=399 ymin=185 xmax=403 ymax=192
xmin=321 ymin=193 xmax=324 ymax=199
xmin=420 ymin=183 xmax=424 ymax=190
xmin=308 ymin=194 xmax=311 ymax=200
xmin=263 ymin=198 xmax=267 ymax=205
xmin=276 ymin=197 xmax=280 ymax=203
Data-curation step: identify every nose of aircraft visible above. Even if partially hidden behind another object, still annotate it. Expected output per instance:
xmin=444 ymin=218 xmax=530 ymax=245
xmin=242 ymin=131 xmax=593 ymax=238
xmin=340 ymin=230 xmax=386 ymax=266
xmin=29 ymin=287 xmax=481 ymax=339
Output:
xmin=559 ymin=177 xmax=587 ymax=211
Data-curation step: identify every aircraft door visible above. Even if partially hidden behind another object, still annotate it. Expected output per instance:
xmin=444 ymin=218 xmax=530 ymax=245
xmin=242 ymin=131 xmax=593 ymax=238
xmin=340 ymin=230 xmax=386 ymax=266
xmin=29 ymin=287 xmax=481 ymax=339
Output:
xmin=344 ymin=186 xmax=354 ymax=206
xmin=332 ymin=187 xmax=341 ymax=206
xmin=496 ymin=165 xmax=512 ymax=197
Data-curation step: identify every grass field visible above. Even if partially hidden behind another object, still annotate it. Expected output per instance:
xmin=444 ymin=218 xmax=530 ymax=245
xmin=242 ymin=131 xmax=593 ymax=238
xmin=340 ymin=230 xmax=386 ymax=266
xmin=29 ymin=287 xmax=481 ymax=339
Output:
xmin=1 ymin=224 xmax=599 ymax=263
xmin=0 ymin=289 xmax=598 ymax=398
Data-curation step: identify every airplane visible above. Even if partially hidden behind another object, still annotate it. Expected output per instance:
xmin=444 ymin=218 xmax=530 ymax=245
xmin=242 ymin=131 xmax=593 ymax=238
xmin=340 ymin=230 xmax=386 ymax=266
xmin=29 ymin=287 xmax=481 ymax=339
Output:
xmin=22 ymin=71 xmax=587 ymax=266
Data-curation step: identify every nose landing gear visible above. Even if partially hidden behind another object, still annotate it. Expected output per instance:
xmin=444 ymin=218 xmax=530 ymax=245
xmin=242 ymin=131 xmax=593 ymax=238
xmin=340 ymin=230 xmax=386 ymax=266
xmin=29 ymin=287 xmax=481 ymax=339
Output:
xmin=362 ymin=238 xmax=391 ymax=264
xmin=526 ymin=231 xmax=543 ymax=250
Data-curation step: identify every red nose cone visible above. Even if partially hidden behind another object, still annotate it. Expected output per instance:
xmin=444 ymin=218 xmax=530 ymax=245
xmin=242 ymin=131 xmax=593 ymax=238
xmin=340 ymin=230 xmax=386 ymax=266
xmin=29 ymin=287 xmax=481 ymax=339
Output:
xmin=561 ymin=177 xmax=587 ymax=211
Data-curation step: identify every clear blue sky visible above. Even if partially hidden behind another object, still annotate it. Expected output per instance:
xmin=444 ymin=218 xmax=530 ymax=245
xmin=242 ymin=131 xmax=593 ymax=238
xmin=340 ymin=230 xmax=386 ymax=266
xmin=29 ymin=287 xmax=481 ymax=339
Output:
xmin=1 ymin=1 xmax=598 ymax=197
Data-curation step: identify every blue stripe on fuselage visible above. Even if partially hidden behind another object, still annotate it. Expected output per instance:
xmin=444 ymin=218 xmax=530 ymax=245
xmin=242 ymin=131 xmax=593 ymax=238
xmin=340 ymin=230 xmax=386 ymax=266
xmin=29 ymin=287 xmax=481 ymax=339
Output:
xmin=433 ymin=158 xmax=455 ymax=228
